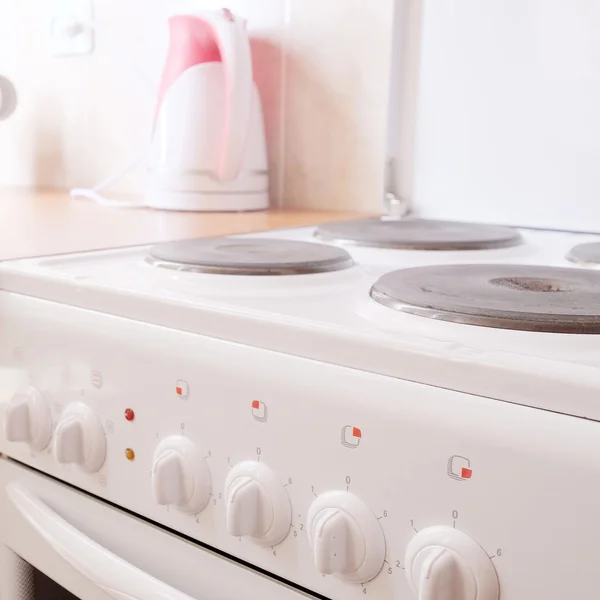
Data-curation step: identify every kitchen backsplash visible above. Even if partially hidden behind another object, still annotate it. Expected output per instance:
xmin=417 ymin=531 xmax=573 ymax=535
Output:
xmin=0 ymin=0 xmax=394 ymax=211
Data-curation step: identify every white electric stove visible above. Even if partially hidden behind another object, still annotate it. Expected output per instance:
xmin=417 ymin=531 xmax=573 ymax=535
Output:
xmin=1 ymin=218 xmax=600 ymax=600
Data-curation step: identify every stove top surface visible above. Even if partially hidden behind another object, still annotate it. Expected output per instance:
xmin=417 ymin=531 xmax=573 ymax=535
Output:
xmin=2 ymin=220 xmax=600 ymax=420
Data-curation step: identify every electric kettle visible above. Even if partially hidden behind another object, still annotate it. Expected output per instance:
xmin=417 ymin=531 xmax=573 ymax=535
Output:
xmin=146 ymin=8 xmax=269 ymax=212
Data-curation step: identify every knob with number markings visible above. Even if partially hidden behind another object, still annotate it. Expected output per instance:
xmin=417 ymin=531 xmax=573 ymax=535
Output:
xmin=307 ymin=491 xmax=386 ymax=583
xmin=224 ymin=461 xmax=291 ymax=546
xmin=53 ymin=402 xmax=106 ymax=472
xmin=405 ymin=527 xmax=499 ymax=600
xmin=4 ymin=386 xmax=52 ymax=451
xmin=152 ymin=436 xmax=211 ymax=513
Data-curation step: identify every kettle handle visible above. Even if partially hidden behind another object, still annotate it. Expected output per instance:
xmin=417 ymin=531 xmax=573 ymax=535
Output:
xmin=208 ymin=9 xmax=253 ymax=182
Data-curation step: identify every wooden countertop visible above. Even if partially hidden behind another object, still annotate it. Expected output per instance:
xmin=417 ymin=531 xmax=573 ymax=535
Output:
xmin=0 ymin=190 xmax=367 ymax=260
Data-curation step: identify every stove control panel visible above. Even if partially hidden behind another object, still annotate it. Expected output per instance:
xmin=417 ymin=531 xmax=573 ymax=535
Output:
xmin=1 ymin=292 xmax=599 ymax=600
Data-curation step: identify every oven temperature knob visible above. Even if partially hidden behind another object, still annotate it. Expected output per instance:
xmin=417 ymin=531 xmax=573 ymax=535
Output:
xmin=3 ymin=386 xmax=52 ymax=451
xmin=224 ymin=461 xmax=291 ymax=546
xmin=152 ymin=436 xmax=211 ymax=514
xmin=307 ymin=491 xmax=385 ymax=583
xmin=53 ymin=403 xmax=106 ymax=473
xmin=405 ymin=527 xmax=499 ymax=600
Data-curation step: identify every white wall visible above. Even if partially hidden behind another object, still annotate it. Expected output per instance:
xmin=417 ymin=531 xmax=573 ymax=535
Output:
xmin=0 ymin=0 xmax=394 ymax=211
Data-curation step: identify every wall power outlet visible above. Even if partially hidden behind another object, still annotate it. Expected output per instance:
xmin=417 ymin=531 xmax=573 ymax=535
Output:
xmin=49 ymin=0 xmax=94 ymax=56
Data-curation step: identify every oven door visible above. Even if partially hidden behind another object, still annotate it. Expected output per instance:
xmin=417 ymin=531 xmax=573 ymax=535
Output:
xmin=0 ymin=458 xmax=314 ymax=600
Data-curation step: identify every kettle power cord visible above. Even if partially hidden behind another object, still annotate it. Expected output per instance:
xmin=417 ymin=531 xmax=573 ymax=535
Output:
xmin=61 ymin=16 xmax=152 ymax=208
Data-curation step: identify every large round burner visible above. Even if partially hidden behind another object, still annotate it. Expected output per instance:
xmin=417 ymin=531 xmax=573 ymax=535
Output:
xmin=370 ymin=264 xmax=600 ymax=333
xmin=147 ymin=238 xmax=354 ymax=275
xmin=566 ymin=242 xmax=600 ymax=266
xmin=314 ymin=218 xmax=523 ymax=250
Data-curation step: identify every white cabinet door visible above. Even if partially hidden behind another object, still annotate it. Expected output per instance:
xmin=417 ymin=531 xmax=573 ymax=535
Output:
xmin=0 ymin=458 xmax=313 ymax=600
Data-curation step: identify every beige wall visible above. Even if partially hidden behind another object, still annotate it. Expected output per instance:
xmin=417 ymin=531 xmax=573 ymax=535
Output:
xmin=0 ymin=0 xmax=394 ymax=211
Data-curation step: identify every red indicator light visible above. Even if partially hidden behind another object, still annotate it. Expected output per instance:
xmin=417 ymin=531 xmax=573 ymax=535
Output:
xmin=124 ymin=408 xmax=135 ymax=421
xmin=252 ymin=400 xmax=260 ymax=409
xmin=352 ymin=427 xmax=362 ymax=439
xmin=461 ymin=468 xmax=473 ymax=479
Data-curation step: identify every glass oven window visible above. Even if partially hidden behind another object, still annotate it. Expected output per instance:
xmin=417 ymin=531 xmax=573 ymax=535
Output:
xmin=4 ymin=552 xmax=82 ymax=600
xmin=33 ymin=568 xmax=80 ymax=600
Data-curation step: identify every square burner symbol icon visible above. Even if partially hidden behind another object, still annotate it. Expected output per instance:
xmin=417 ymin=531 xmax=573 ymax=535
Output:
xmin=447 ymin=455 xmax=473 ymax=481
xmin=91 ymin=370 xmax=103 ymax=389
xmin=341 ymin=425 xmax=362 ymax=449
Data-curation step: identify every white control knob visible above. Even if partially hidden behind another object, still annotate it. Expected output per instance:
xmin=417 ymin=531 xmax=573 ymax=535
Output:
xmin=307 ymin=491 xmax=385 ymax=583
xmin=405 ymin=527 xmax=499 ymax=600
xmin=224 ymin=461 xmax=291 ymax=546
xmin=53 ymin=403 xmax=106 ymax=473
xmin=4 ymin=387 xmax=52 ymax=451
xmin=152 ymin=436 xmax=211 ymax=513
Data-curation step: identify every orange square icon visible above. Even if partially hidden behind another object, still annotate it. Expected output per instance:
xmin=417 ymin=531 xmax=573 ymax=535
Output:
xmin=342 ymin=425 xmax=362 ymax=449
xmin=448 ymin=455 xmax=473 ymax=481
xmin=175 ymin=380 xmax=189 ymax=399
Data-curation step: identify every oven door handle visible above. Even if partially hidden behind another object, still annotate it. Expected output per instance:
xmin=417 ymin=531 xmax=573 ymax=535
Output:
xmin=7 ymin=482 xmax=197 ymax=600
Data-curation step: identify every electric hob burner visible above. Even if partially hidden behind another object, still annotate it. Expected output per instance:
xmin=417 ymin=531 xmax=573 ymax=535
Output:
xmin=370 ymin=264 xmax=600 ymax=333
xmin=314 ymin=218 xmax=523 ymax=250
xmin=147 ymin=237 xmax=354 ymax=275
xmin=566 ymin=242 xmax=600 ymax=266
